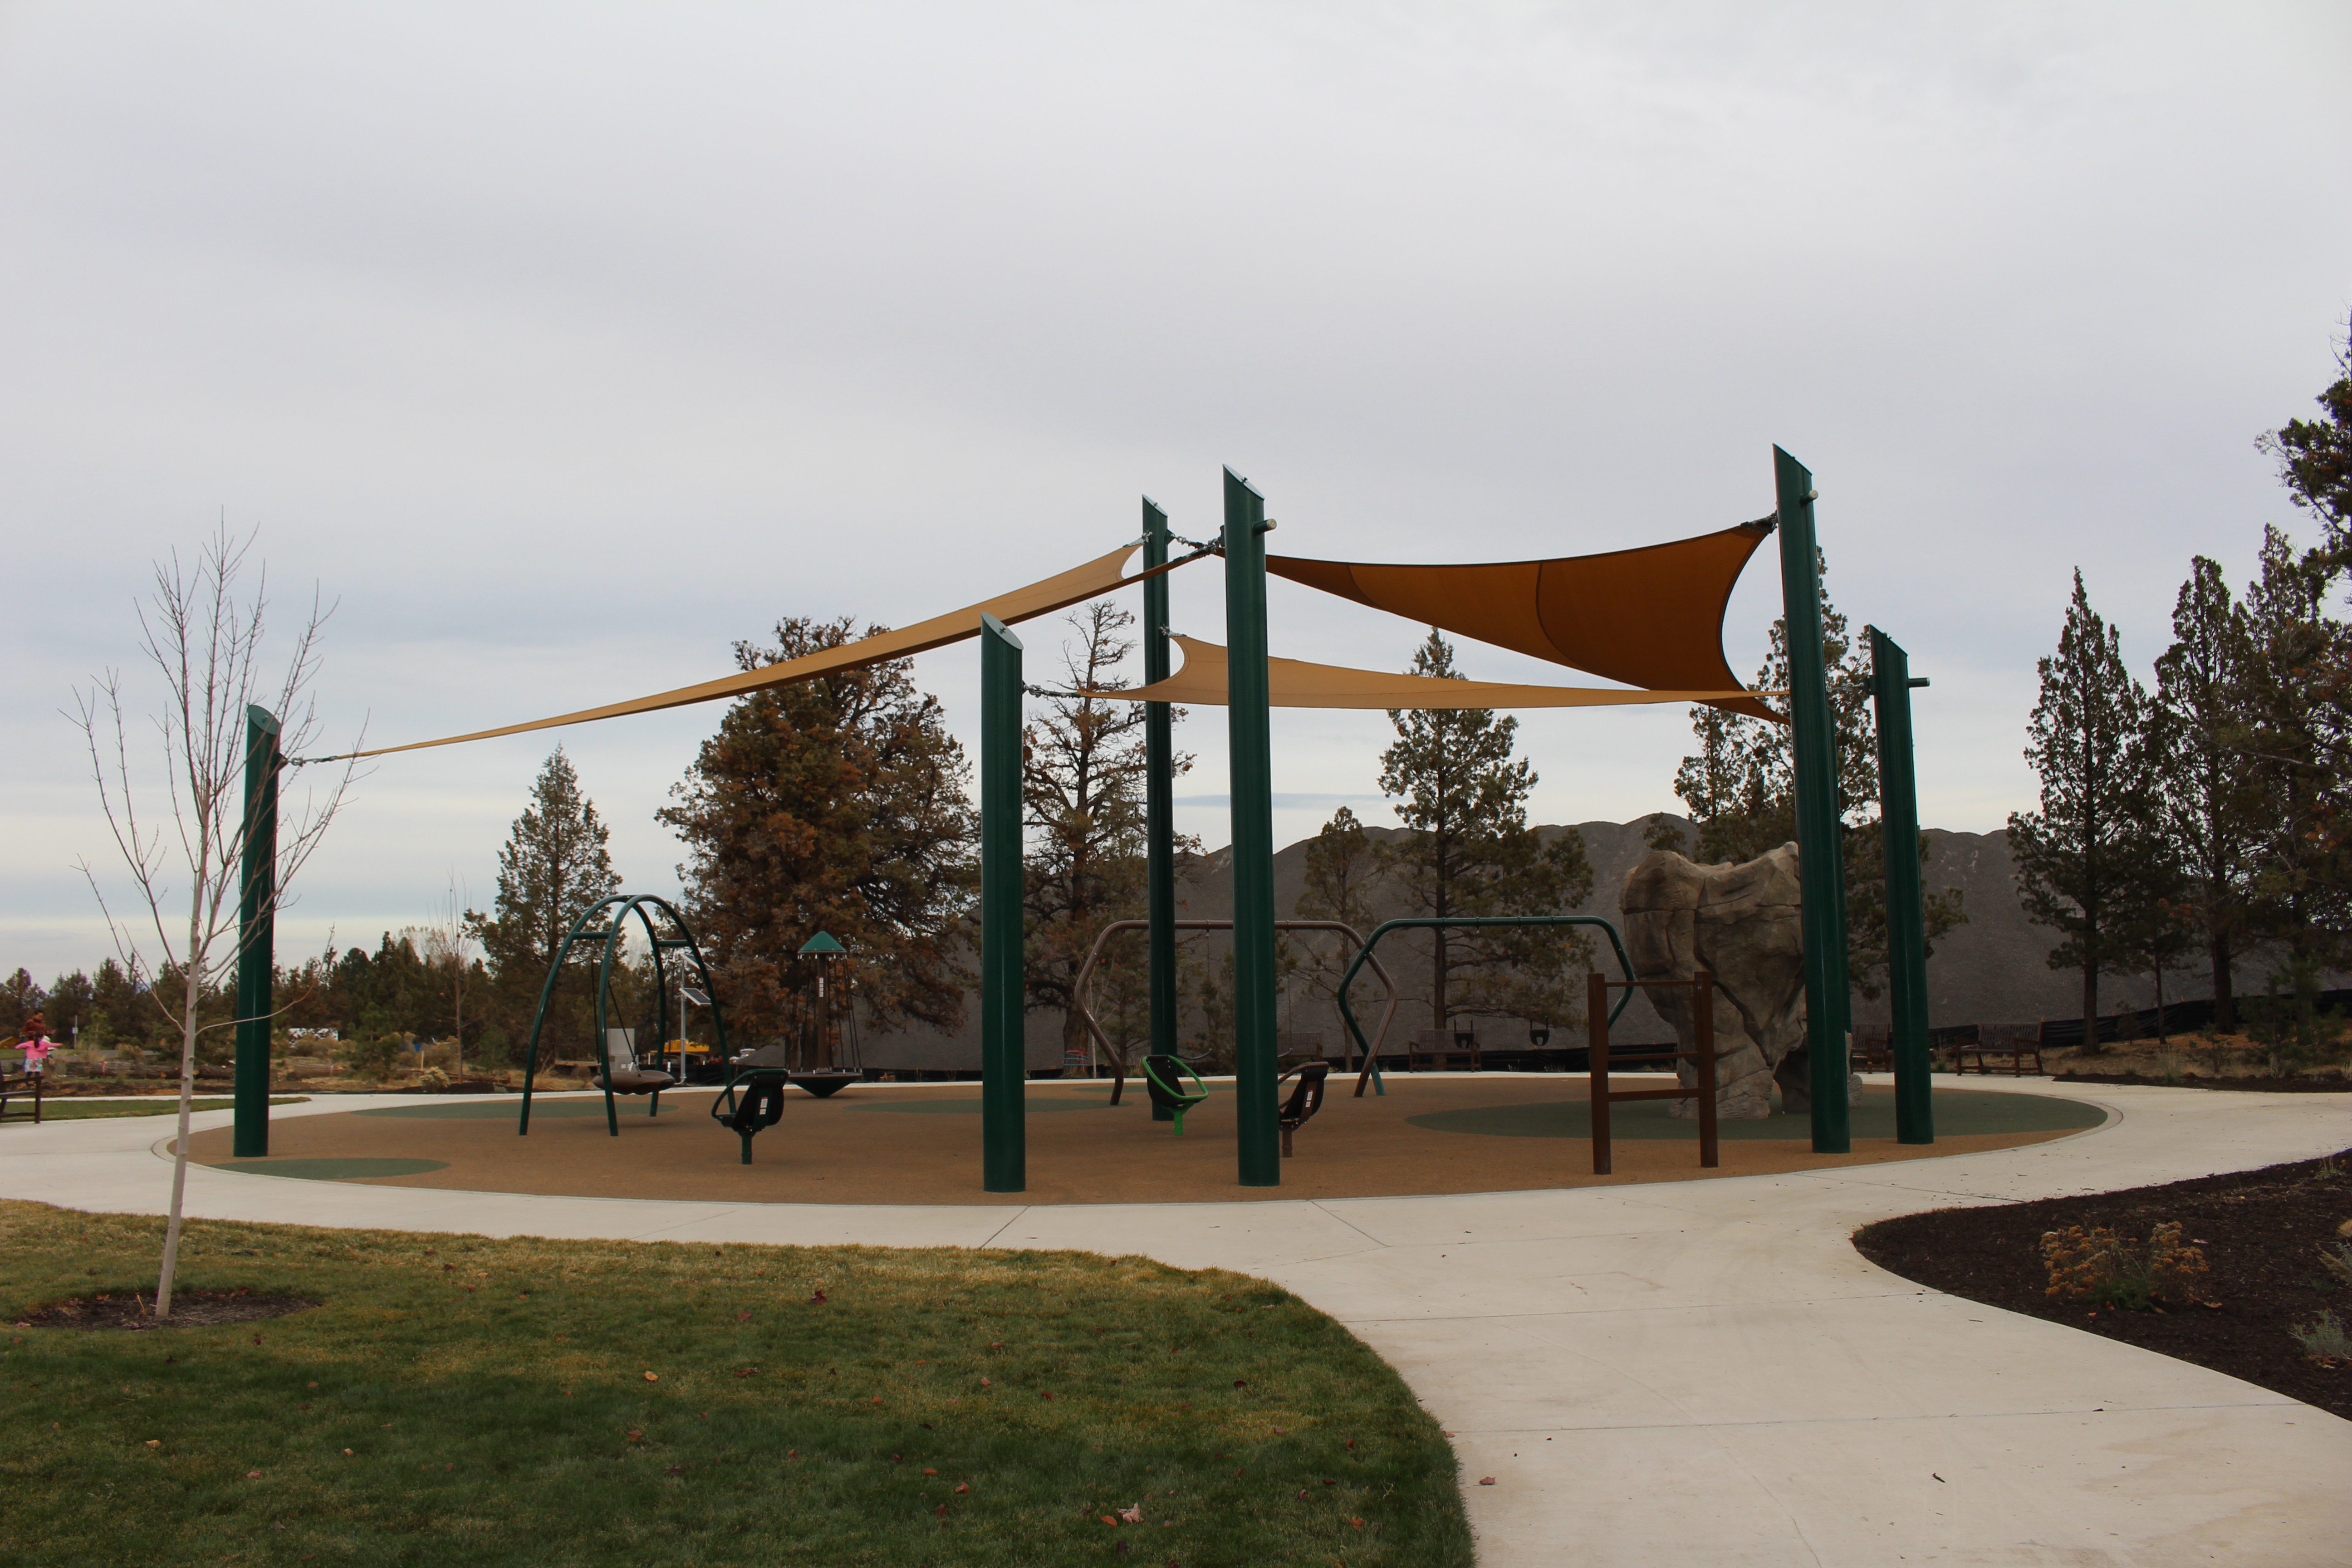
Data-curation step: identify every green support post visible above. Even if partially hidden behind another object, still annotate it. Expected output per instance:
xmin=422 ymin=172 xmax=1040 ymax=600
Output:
xmin=979 ymin=612 xmax=1027 ymax=1193
xmin=1143 ymin=498 xmax=1178 ymax=1071
xmin=232 ymin=705 xmax=281 ymax=1158
xmin=1870 ymin=627 xmax=1935 ymax=1145
xmin=1774 ymin=446 xmax=1852 ymax=1154
xmin=1222 ymin=468 xmax=1281 ymax=1187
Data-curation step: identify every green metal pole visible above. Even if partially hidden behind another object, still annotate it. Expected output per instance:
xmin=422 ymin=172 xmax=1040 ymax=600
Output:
xmin=1143 ymin=498 xmax=1178 ymax=1070
xmin=980 ymin=612 xmax=1027 ymax=1193
xmin=1871 ymin=627 xmax=1935 ymax=1145
xmin=1774 ymin=446 xmax=1852 ymax=1153
xmin=1223 ymin=468 xmax=1280 ymax=1187
xmin=232 ymin=705 xmax=280 ymax=1158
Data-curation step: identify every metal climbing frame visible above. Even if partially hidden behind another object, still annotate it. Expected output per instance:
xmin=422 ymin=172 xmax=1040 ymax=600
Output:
xmin=1333 ymin=916 xmax=1640 ymax=1097
xmin=1068 ymin=918 xmax=1403 ymax=1107
xmin=518 ymin=893 xmax=731 ymax=1138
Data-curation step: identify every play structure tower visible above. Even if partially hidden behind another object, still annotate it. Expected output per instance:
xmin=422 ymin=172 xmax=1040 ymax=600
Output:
xmin=786 ymin=931 xmax=863 ymax=1096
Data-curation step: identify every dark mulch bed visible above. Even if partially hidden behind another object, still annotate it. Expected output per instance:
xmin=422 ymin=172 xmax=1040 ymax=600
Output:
xmin=13 ymin=1289 xmax=317 ymax=1331
xmin=2050 ymin=1071 xmax=2350 ymax=1092
xmin=1855 ymin=1149 xmax=2352 ymax=1421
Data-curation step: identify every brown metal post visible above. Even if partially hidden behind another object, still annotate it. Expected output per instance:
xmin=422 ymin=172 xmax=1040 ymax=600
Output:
xmin=1588 ymin=971 xmax=1612 ymax=1176
xmin=1695 ymin=970 xmax=1719 ymax=1169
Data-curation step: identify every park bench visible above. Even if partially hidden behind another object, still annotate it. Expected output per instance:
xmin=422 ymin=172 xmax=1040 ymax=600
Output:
xmin=1408 ymin=1026 xmax=1482 ymax=1073
xmin=1957 ymin=1020 xmax=2046 ymax=1077
xmin=1852 ymin=1024 xmax=1895 ymax=1072
xmin=0 ymin=1070 xmax=43 ymax=1124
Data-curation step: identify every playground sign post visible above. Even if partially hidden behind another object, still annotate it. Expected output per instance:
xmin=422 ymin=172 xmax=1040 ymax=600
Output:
xmin=232 ymin=704 xmax=280 ymax=1158
xmin=1222 ymin=469 xmax=1281 ymax=1187
xmin=1870 ymin=627 xmax=1935 ymax=1145
xmin=980 ymin=612 xmax=1027 ymax=1192
xmin=1773 ymin=447 xmax=1853 ymax=1154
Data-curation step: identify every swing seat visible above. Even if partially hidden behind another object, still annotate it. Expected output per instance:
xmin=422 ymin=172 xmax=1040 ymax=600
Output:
xmin=1277 ymin=1062 xmax=1328 ymax=1157
xmin=1141 ymin=1054 xmax=1210 ymax=1136
xmin=713 ymin=1045 xmax=795 ymax=1164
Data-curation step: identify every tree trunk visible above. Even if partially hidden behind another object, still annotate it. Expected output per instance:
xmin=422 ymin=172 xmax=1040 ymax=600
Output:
xmin=2080 ymin=962 xmax=2100 ymax=1058
xmin=157 ymin=932 xmax=203 ymax=1320
xmin=1431 ymin=928 xmax=1448 ymax=1034
xmin=2211 ymin=929 xmax=2234 ymax=1034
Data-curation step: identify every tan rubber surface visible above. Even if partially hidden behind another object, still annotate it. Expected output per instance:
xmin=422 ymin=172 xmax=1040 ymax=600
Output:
xmin=188 ymin=1078 xmax=2102 ymax=1205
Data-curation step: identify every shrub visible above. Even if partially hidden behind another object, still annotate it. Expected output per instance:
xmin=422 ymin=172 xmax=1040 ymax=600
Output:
xmin=2288 ymin=1308 xmax=2351 ymax=1364
xmin=2039 ymin=1220 xmax=2211 ymax=1310
xmin=416 ymin=1064 xmax=451 ymax=1092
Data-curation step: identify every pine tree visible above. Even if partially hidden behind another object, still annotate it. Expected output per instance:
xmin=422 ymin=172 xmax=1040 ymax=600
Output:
xmin=660 ymin=616 xmax=976 ymax=1044
xmin=1376 ymin=631 xmax=1594 ymax=1032
xmin=1020 ymin=603 xmax=1196 ymax=1070
xmin=2234 ymin=529 xmax=2352 ymax=968
xmin=467 ymin=747 xmax=622 ymax=1014
xmin=2147 ymin=557 xmax=2259 ymax=1029
xmin=1670 ymin=549 xmax=1963 ymax=998
xmin=2009 ymin=572 xmax=2160 ymax=1054
xmin=2259 ymin=320 xmax=2352 ymax=542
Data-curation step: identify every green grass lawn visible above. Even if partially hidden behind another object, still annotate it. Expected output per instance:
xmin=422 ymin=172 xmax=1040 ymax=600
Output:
xmin=6 ymin=1096 xmax=309 ymax=1122
xmin=0 ymin=1202 xmax=1472 ymax=1567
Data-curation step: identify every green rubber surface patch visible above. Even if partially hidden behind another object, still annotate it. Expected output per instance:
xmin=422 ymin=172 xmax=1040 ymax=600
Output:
xmin=207 ymin=1157 xmax=451 ymax=1181
xmin=851 ymin=1097 xmax=1125 ymax=1114
xmin=1405 ymin=1088 xmax=2107 ymax=1140
xmin=355 ymin=1099 xmax=684 ymax=1119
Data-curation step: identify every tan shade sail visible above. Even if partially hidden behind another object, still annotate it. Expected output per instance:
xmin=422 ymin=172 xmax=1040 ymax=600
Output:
xmin=1098 ymin=636 xmax=1768 ymax=711
xmin=346 ymin=542 xmax=1169 ymax=759
xmin=1266 ymin=521 xmax=1781 ymax=721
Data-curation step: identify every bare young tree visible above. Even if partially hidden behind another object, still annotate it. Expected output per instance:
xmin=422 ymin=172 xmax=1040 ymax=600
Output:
xmin=71 ymin=525 xmax=359 ymax=1319
xmin=416 ymin=875 xmax=476 ymax=1078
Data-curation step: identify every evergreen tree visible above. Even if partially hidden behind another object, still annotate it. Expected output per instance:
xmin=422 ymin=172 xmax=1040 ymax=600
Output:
xmin=660 ymin=616 xmax=976 ymax=1043
xmin=466 ymin=747 xmax=622 ymax=1056
xmin=2147 ymin=557 xmax=2260 ymax=1028
xmin=1376 ymin=631 xmax=1594 ymax=1031
xmin=1671 ymin=549 xmax=1963 ymax=998
xmin=2234 ymin=528 xmax=2352 ymax=966
xmin=2259 ymin=320 xmax=2352 ymax=541
xmin=2009 ymin=571 xmax=2160 ymax=1054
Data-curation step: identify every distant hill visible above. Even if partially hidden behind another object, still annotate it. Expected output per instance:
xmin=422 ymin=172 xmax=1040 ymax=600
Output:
xmin=860 ymin=815 xmax=2224 ymax=1072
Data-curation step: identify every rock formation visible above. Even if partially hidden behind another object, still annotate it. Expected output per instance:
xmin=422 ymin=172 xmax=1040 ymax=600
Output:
xmin=1620 ymin=843 xmax=1861 ymax=1120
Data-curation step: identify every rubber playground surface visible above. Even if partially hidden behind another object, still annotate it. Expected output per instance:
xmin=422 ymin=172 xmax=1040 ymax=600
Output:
xmin=186 ymin=1076 xmax=2106 ymax=1205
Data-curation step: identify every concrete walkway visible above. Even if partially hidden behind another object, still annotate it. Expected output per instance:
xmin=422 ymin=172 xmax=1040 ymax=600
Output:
xmin=6 ymin=1079 xmax=2347 ymax=1566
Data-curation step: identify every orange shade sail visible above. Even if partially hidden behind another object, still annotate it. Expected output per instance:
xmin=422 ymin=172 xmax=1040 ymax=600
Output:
xmin=344 ymin=542 xmax=1175 ymax=759
xmin=1266 ymin=521 xmax=1781 ymax=721
xmin=1099 ymin=636 xmax=1769 ymax=712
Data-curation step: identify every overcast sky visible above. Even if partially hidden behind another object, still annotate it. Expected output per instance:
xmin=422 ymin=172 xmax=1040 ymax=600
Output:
xmin=5 ymin=2 xmax=2348 ymax=982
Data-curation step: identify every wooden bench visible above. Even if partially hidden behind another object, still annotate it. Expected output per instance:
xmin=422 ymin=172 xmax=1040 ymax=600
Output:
xmin=1957 ymin=1020 xmax=2045 ymax=1077
xmin=0 ymin=1071 xmax=45 ymax=1124
xmin=1407 ymin=1026 xmax=1481 ymax=1073
xmin=1852 ymin=1024 xmax=1895 ymax=1072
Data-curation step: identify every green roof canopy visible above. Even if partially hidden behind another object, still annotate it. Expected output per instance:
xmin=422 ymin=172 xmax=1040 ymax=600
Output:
xmin=798 ymin=931 xmax=846 ymax=956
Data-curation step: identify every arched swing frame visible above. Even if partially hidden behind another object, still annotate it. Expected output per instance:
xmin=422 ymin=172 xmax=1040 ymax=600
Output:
xmin=518 ymin=893 xmax=730 ymax=1138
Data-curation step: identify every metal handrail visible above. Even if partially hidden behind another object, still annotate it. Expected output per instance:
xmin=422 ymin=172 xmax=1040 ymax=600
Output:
xmin=1335 ymin=916 xmax=1638 ymax=1097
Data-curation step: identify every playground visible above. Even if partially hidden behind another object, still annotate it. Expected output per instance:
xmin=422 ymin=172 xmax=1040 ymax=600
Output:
xmin=47 ymin=452 xmax=2345 ymax=1565
xmin=182 ymin=1077 xmax=2108 ymax=1206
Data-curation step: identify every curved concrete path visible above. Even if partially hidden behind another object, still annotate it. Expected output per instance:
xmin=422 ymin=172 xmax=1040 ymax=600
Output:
xmin=6 ymin=1078 xmax=2346 ymax=1566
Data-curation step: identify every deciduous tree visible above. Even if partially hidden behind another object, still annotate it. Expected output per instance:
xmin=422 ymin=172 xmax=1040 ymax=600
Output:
xmin=72 ymin=525 xmax=356 ymax=1317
